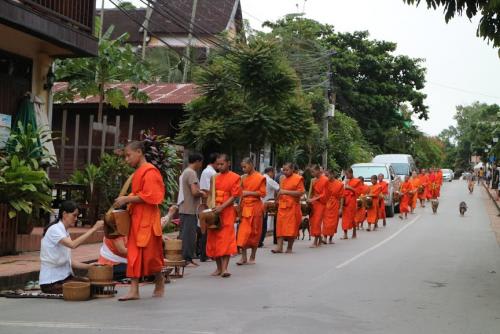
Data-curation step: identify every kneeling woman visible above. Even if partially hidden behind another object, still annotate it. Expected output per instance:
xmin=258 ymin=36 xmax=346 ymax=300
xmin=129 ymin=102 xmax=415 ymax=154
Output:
xmin=39 ymin=201 xmax=104 ymax=294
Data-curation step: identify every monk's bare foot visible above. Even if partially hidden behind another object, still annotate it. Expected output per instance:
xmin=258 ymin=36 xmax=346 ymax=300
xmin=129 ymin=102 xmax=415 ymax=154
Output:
xmin=329 ymin=240 xmax=335 ymax=244
xmin=236 ymin=260 xmax=247 ymax=266
xmin=152 ymin=287 xmax=164 ymax=298
xmin=340 ymin=236 xmax=348 ymax=240
xmin=309 ymin=244 xmax=318 ymax=248
xmin=366 ymin=228 xmax=371 ymax=232
xmin=221 ymin=272 xmax=231 ymax=278
xmin=247 ymin=259 xmax=256 ymax=265
xmin=285 ymin=249 xmax=293 ymax=254
xmin=186 ymin=261 xmax=199 ymax=267
xmin=118 ymin=293 xmax=140 ymax=302
xmin=271 ymin=249 xmax=283 ymax=254
xmin=211 ymin=270 xmax=221 ymax=276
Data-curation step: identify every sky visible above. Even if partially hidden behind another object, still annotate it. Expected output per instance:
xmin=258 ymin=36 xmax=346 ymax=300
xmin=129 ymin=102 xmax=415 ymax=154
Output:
xmin=105 ymin=0 xmax=500 ymax=136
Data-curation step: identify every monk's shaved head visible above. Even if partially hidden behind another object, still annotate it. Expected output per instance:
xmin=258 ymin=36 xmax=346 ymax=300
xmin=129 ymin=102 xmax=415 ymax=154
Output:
xmin=241 ymin=157 xmax=254 ymax=166
xmin=217 ymin=153 xmax=230 ymax=162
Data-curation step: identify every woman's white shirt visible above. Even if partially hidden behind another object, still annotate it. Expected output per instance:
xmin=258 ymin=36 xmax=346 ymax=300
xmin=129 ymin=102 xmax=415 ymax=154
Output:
xmin=39 ymin=221 xmax=72 ymax=285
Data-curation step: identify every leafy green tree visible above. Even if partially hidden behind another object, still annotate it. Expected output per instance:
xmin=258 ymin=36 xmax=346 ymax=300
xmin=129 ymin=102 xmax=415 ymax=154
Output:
xmin=452 ymin=102 xmax=500 ymax=169
xmin=261 ymin=15 xmax=429 ymax=152
xmin=176 ymin=38 xmax=315 ymax=153
xmin=412 ymin=136 xmax=445 ymax=168
xmin=54 ymin=28 xmax=151 ymax=122
xmin=403 ymin=0 xmax=500 ymax=53
xmin=146 ymin=47 xmax=183 ymax=83
xmin=117 ymin=1 xmax=137 ymax=10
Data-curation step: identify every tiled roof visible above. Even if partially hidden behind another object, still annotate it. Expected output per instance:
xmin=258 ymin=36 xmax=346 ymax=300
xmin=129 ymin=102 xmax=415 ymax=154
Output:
xmin=53 ymin=82 xmax=199 ymax=105
xmin=102 ymin=0 xmax=242 ymax=43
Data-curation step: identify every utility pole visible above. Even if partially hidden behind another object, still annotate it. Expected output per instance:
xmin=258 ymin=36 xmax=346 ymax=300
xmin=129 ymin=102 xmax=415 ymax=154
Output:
xmin=323 ymin=51 xmax=337 ymax=169
xmin=183 ymin=0 xmax=199 ymax=83
xmin=99 ymin=0 xmax=105 ymax=42
xmin=142 ymin=1 xmax=155 ymax=60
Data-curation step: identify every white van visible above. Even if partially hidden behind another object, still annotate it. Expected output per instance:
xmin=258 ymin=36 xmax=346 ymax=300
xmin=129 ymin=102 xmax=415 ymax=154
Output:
xmin=351 ymin=163 xmax=399 ymax=217
xmin=372 ymin=154 xmax=417 ymax=179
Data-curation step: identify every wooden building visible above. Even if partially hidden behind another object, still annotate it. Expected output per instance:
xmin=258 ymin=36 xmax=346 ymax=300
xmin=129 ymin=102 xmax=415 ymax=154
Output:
xmin=102 ymin=0 xmax=244 ymax=61
xmin=50 ymin=82 xmax=198 ymax=181
xmin=0 ymin=0 xmax=98 ymax=119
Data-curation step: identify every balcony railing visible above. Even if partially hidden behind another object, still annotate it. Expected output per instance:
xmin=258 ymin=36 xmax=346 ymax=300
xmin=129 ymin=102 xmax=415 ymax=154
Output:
xmin=20 ymin=0 xmax=95 ymax=34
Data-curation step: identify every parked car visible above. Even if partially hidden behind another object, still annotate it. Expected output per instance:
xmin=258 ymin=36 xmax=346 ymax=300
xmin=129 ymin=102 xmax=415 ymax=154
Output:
xmin=441 ymin=169 xmax=454 ymax=182
xmin=351 ymin=163 xmax=399 ymax=217
xmin=372 ymin=154 xmax=417 ymax=179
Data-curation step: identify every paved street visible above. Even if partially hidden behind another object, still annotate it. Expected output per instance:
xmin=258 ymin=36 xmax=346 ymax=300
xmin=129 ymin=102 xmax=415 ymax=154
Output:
xmin=1 ymin=180 xmax=499 ymax=334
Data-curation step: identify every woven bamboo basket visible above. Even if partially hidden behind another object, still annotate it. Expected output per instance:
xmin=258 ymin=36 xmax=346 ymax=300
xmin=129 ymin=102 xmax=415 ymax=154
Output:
xmin=88 ymin=265 xmax=113 ymax=283
xmin=165 ymin=239 xmax=183 ymax=261
xmin=63 ymin=281 xmax=91 ymax=301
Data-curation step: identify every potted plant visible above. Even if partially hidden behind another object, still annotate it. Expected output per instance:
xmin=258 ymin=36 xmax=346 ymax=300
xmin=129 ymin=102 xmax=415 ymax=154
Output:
xmin=0 ymin=123 xmax=55 ymax=234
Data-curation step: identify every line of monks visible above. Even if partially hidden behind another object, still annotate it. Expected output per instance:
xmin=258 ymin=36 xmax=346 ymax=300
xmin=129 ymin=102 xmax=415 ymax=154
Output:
xmin=118 ymin=142 xmax=443 ymax=300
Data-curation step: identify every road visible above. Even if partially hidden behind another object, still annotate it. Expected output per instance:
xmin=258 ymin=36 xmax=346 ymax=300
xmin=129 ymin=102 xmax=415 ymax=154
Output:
xmin=1 ymin=180 xmax=499 ymax=334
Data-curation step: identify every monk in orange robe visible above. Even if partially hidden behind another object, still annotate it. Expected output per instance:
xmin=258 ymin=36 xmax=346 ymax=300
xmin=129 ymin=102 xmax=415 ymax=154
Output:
xmin=399 ymin=175 xmax=414 ymax=220
xmin=436 ymin=168 xmax=443 ymax=198
xmin=417 ymin=169 xmax=428 ymax=207
xmin=307 ymin=165 xmax=328 ymax=248
xmin=323 ymin=170 xmax=344 ymax=244
xmin=366 ymin=175 xmax=382 ymax=231
xmin=428 ymin=168 xmax=438 ymax=199
xmin=114 ymin=141 xmax=165 ymax=301
xmin=355 ymin=177 xmax=370 ymax=230
xmin=272 ymin=162 xmax=305 ymax=254
xmin=377 ymin=173 xmax=388 ymax=226
xmin=409 ymin=171 xmax=421 ymax=213
xmin=237 ymin=158 xmax=266 ymax=265
xmin=341 ymin=168 xmax=362 ymax=240
xmin=425 ymin=170 xmax=435 ymax=200
xmin=207 ymin=154 xmax=241 ymax=278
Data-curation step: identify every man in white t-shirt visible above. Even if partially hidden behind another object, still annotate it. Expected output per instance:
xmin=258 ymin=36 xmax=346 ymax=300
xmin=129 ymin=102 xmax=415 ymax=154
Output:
xmin=261 ymin=167 xmax=279 ymax=247
xmin=198 ymin=152 xmax=218 ymax=261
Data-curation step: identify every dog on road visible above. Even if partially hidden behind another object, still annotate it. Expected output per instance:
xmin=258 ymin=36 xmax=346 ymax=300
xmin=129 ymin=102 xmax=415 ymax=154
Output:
xmin=459 ymin=201 xmax=467 ymax=216
xmin=298 ymin=217 xmax=310 ymax=240
xmin=431 ymin=199 xmax=439 ymax=214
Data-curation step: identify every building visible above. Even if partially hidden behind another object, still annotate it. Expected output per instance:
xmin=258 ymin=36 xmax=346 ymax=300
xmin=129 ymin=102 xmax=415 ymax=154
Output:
xmin=102 ymin=0 xmax=243 ymax=61
xmin=0 ymin=0 xmax=98 ymax=121
xmin=50 ymin=82 xmax=199 ymax=180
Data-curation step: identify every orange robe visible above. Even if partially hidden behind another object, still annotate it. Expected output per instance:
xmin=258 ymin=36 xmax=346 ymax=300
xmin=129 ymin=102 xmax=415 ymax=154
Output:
xmin=399 ymin=181 xmax=413 ymax=214
xmin=367 ymin=184 xmax=382 ymax=224
xmin=309 ymin=175 xmax=328 ymax=237
xmin=417 ymin=174 xmax=428 ymax=200
xmin=378 ymin=181 xmax=388 ymax=219
xmin=436 ymin=170 xmax=443 ymax=197
xmin=355 ymin=184 xmax=370 ymax=224
xmin=98 ymin=236 xmax=127 ymax=266
xmin=127 ymin=163 xmax=165 ymax=278
xmin=409 ymin=177 xmax=421 ymax=209
xmin=277 ymin=173 xmax=305 ymax=238
xmin=206 ymin=171 xmax=241 ymax=258
xmin=428 ymin=173 xmax=438 ymax=199
xmin=342 ymin=178 xmax=362 ymax=231
xmin=237 ymin=172 xmax=266 ymax=249
xmin=425 ymin=173 xmax=434 ymax=199
xmin=322 ymin=179 xmax=344 ymax=236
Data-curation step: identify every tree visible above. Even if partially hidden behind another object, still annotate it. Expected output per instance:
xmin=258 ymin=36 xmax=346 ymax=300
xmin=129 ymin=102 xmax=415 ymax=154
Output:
xmin=403 ymin=0 xmax=500 ymax=53
xmin=176 ymin=38 xmax=315 ymax=153
xmin=146 ymin=47 xmax=183 ymax=83
xmin=117 ymin=1 xmax=137 ymax=10
xmin=412 ymin=136 xmax=446 ymax=168
xmin=452 ymin=102 xmax=500 ymax=170
xmin=261 ymin=15 xmax=429 ymax=152
xmin=54 ymin=27 xmax=151 ymax=122
xmin=326 ymin=31 xmax=428 ymax=150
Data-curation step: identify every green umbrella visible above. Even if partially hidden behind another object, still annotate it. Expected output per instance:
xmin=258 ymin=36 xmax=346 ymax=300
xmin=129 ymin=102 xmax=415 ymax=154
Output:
xmin=7 ymin=96 xmax=42 ymax=161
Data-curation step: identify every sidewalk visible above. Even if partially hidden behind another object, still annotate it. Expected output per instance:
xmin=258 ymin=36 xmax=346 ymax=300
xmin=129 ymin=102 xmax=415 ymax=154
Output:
xmin=0 ymin=231 xmax=179 ymax=290
xmin=483 ymin=185 xmax=500 ymax=246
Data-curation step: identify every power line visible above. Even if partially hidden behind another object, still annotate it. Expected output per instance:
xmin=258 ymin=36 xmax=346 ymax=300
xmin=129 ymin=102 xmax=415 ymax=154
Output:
xmin=427 ymin=81 xmax=500 ymax=101
xmin=109 ymin=0 xmax=242 ymax=86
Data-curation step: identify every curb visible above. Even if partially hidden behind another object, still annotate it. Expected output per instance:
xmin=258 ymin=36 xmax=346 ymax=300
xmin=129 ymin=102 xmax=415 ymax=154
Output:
xmin=483 ymin=184 xmax=500 ymax=216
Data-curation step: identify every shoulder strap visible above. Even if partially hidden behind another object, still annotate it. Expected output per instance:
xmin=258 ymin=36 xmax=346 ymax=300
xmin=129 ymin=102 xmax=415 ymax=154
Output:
xmin=308 ymin=177 xmax=316 ymax=199
xmin=106 ymin=174 xmax=134 ymax=216
xmin=209 ymin=174 xmax=217 ymax=208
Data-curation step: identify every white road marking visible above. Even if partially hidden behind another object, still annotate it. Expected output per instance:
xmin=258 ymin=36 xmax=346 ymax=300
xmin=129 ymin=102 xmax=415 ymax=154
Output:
xmin=336 ymin=215 xmax=421 ymax=269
